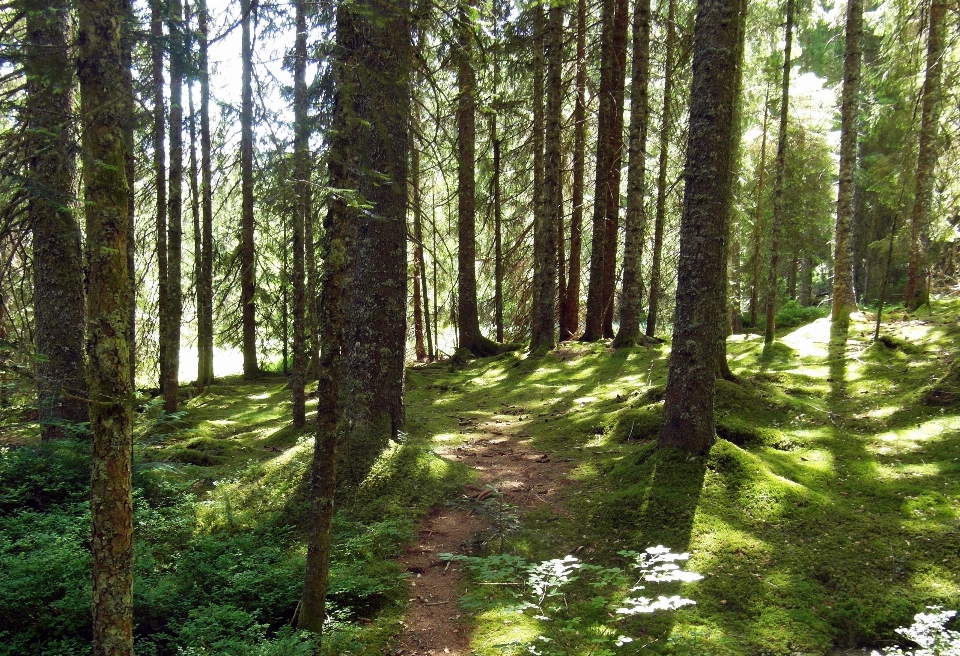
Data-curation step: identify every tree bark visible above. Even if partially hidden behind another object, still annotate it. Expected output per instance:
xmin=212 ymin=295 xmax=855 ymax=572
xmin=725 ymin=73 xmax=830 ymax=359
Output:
xmin=78 ymin=0 xmax=134 ymax=649
xmin=531 ymin=1 xmax=562 ymax=353
xmin=337 ymin=0 xmax=410 ymax=485
xmin=240 ymin=0 xmax=258 ymax=377
xmin=764 ymin=0 xmax=794 ymax=344
xmin=583 ymin=0 xmax=628 ymax=341
xmin=904 ymin=0 xmax=946 ymax=312
xmin=24 ymin=0 xmax=88 ymax=440
xmin=152 ymin=0 xmax=168 ymax=395
xmin=491 ymin=113 xmax=504 ymax=344
xmin=831 ymin=0 xmax=862 ymax=323
xmin=456 ymin=0 xmax=496 ymax=356
xmin=659 ymin=0 xmax=743 ymax=454
xmin=562 ymin=0 xmax=586 ymax=341
xmin=750 ymin=91 xmax=769 ymax=329
xmin=300 ymin=0 xmax=410 ymax=629
xmin=198 ymin=0 xmax=215 ymax=386
xmin=291 ymin=0 xmax=309 ymax=428
xmin=645 ymin=0 xmax=676 ymax=338
xmin=613 ymin=0 xmax=652 ymax=348
xmin=164 ymin=0 xmax=185 ymax=412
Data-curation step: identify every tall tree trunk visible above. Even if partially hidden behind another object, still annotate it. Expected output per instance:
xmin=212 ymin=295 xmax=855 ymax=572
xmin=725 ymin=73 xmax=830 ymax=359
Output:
xmin=78 ymin=0 xmax=134 ymax=649
xmin=455 ymin=0 xmax=496 ymax=356
xmin=613 ymin=0 xmax=652 ymax=348
xmin=240 ymin=0 xmax=258 ymax=377
xmin=531 ymin=1 xmax=562 ymax=353
xmin=750 ymin=92 xmax=769 ymax=329
xmin=291 ymin=0 xmax=309 ymax=428
xmin=763 ymin=0 xmax=794 ymax=344
xmin=300 ymin=0 xmax=410 ymax=629
xmin=602 ymin=0 xmax=629 ymax=338
xmin=122 ymin=0 xmax=136 ymax=391
xmin=24 ymin=0 xmax=88 ymax=440
xmin=164 ymin=0 xmax=185 ymax=412
xmin=188 ymin=78 xmax=202 ymax=387
xmin=799 ymin=252 xmax=813 ymax=306
xmin=659 ymin=0 xmax=744 ymax=454
xmin=562 ymin=0 xmax=586 ymax=340
xmin=583 ymin=0 xmax=628 ymax=340
xmin=338 ymin=0 xmax=410 ymax=486
xmin=645 ymin=0 xmax=676 ymax=338
xmin=491 ymin=113 xmax=504 ymax=343
xmin=904 ymin=0 xmax=946 ymax=311
xmin=198 ymin=0 xmax=215 ymax=386
xmin=412 ymin=133 xmax=432 ymax=360
xmin=152 ymin=0 xmax=168 ymax=395
xmin=831 ymin=0 xmax=862 ymax=324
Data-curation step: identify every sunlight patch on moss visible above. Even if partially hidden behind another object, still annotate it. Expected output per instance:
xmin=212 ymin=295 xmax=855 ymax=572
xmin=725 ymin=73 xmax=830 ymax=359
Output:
xmin=471 ymin=606 xmax=538 ymax=656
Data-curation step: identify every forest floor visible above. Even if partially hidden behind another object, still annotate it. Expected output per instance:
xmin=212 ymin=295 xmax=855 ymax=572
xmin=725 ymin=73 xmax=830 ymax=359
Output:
xmin=3 ymin=303 xmax=960 ymax=655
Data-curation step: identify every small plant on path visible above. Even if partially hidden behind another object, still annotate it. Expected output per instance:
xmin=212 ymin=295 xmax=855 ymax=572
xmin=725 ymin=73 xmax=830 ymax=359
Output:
xmin=871 ymin=607 xmax=960 ymax=656
xmin=442 ymin=545 xmax=702 ymax=655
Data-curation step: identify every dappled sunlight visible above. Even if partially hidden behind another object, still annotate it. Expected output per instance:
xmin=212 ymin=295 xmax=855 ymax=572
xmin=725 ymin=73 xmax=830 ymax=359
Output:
xmin=781 ymin=317 xmax=832 ymax=358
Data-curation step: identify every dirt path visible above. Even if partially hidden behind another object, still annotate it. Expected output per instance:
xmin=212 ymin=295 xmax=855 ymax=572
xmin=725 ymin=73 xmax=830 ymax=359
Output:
xmin=393 ymin=422 xmax=574 ymax=655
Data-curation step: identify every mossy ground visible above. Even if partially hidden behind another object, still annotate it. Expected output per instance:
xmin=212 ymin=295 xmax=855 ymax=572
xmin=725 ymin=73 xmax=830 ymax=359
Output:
xmin=3 ymin=303 xmax=960 ymax=654
xmin=404 ymin=304 xmax=960 ymax=655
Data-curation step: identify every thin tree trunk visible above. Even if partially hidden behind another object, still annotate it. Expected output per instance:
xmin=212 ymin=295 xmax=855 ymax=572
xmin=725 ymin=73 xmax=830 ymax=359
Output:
xmin=291 ymin=0 xmax=308 ymax=427
xmin=492 ymin=113 xmax=504 ymax=343
xmin=188 ymin=77 xmax=203 ymax=388
xmin=412 ymin=135 xmax=432 ymax=360
xmin=456 ymin=0 xmax=495 ymax=356
xmin=799 ymin=252 xmax=812 ymax=306
xmin=764 ymin=0 xmax=794 ymax=344
xmin=659 ymin=0 xmax=744 ymax=454
xmin=645 ymin=0 xmax=675 ymax=338
xmin=602 ymin=0 xmax=629 ymax=338
xmin=164 ymin=0 xmax=185 ymax=412
xmin=531 ymin=1 xmax=561 ymax=353
xmin=562 ymin=0 xmax=586 ymax=340
xmin=122 ymin=0 xmax=136 ymax=391
xmin=831 ymin=0 xmax=862 ymax=323
xmin=25 ymin=0 xmax=88 ymax=439
xmin=240 ymin=0 xmax=258 ymax=377
xmin=152 ymin=0 xmax=168 ymax=395
xmin=614 ymin=0 xmax=652 ymax=347
xmin=78 ymin=0 xmax=134 ymax=649
xmin=904 ymin=0 xmax=946 ymax=311
xmin=198 ymin=0 xmax=215 ymax=386
xmin=750 ymin=91 xmax=769 ymax=329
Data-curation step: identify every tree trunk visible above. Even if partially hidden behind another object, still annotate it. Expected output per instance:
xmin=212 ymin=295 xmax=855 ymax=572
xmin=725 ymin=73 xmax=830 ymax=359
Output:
xmin=659 ymin=0 xmax=744 ymax=454
xmin=831 ymin=0 xmax=862 ymax=323
xmin=583 ymin=0 xmax=629 ymax=341
xmin=198 ymin=0 xmax=215 ymax=386
xmin=749 ymin=92 xmax=769 ymax=329
xmin=122 ymin=0 xmax=136 ymax=391
xmin=412 ymin=133 xmax=433 ymax=360
xmin=491 ymin=113 xmax=504 ymax=344
xmin=645 ymin=0 xmax=675 ymax=338
xmin=799 ymin=252 xmax=813 ymax=306
xmin=562 ymin=0 xmax=586 ymax=341
xmin=531 ymin=2 xmax=562 ymax=353
xmin=337 ymin=0 xmax=410 ymax=485
xmin=164 ymin=0 xmax=185 ymax=413
xmin=188 ymin=76 xmax=202 ymax=388
xmin=24 ymin=0 xmax=88 ymax=440
xmin=904 ymin=0 xmax=946 ymax=312
xmin=456 ymin=0 xmax=496 ymax=356
xmin=613 ymin=0 xmax=652 ymax=348
xmin=152 ymin=0 xmax=168 ymax=395
xmin=78 ymin=0 xmax=134 ymax=649
xmin=240 ymin=0 xmax=258 ymax=377
xmin=300 ymin=0 xmax=410 ymax=630
xmin=764 ymin=0 xmax=794 ymax=345
xmin=291 ymin=0 xmax=309 ymax=428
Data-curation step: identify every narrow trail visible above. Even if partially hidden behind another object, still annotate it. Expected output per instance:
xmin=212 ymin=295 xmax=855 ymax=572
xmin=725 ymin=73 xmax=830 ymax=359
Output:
xmin=393 ymin=413 xmax=576 ymax=655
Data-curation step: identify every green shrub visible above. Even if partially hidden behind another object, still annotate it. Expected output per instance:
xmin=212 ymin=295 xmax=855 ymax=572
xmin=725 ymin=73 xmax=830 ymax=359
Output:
xmin=774 ymin=300 xmax=828 ymax=328
xmin=0 ymin=439 xmax=90 ymax=513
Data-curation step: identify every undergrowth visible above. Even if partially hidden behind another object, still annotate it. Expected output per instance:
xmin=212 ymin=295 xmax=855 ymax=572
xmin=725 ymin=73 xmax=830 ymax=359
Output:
xmin=4 ymin=301 xmax=960 ymax=654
